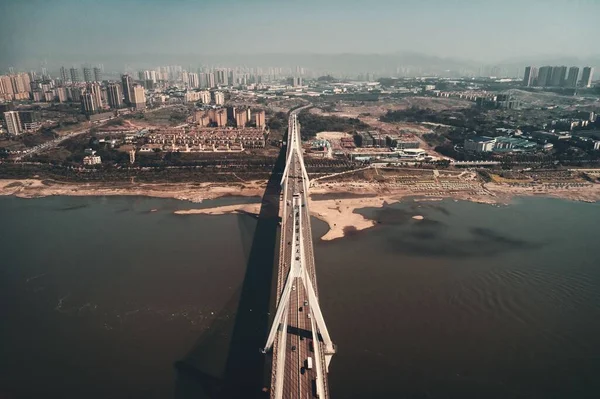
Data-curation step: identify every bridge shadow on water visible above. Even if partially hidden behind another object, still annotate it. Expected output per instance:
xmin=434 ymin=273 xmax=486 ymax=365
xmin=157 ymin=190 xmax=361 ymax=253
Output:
xmin=173 ymin=146 xmax=286 ymax=399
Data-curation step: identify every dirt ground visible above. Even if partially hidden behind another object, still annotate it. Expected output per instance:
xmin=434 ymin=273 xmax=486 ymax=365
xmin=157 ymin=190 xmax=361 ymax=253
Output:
xmin=311 ymin=97 xmax=472 ymax=153
xmin=313 ymin=96 xmax=471 ymax=119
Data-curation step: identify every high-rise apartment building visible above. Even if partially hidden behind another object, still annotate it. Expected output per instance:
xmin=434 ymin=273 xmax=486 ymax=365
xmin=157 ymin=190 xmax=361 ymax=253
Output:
xmin=56 ymin=87 xmax=68 ymax=103
xmin=523 ymin=66 xmax=538 ymax=87
xmin=81 ymin=92 xmax=97 ymax=114
xmin=223 ymin=70 xmax=230 ymax=86
xmin=10 ymin=74 xmax=26 ymax=93
xmin=107 ymin=83 xmax=123 ymax=108
xmin=20 ymin=110 xmax=41 ymax=131
xmin=32 ymin=91 xmax=44 ymax=102
xmin=3 ymin=111 xmax=22 ymax=135
xmin=4 ymin=73 xmax=31 ymax=95
xmin=550 ymin=66 xmax=567 ymax=87
xmin=208 ymin=73 xmax=216 ymax=88
xmin=87 ymin=82 xmax=103 ymax=108
xmin=131 ymin=85 xmax=146 ymax=110
xmin=215 ymin=109 xmax=227 ymax=127
xmin=580 ymin=67 xmax=594 ymax=88
xmin=565 ymin=67 xmax=579 ymax=88
xmin=537 ymin=66 xmax=552 ymax=87
xmin=70 ymin=67 xmax=80 ymax=83
xmin=69 ymin=86 xmax=83 ymax=102
xmin=235 ymin=108 xmax=248 ymax=128
xmin=139 ymin=70 xmax=157 ymax=84
xmin=60 ymin=66 xmax=69 ymax=84
xmin=22 ymin=73 xmax=32 ymax=93
xmin=200 ymin=90 xmax=211 ymax=104
xmin=93 ymin=67 xmax=102 ymax=82
xmin=199 ymin=73 xmax=208 ymax=88
xmin=121 ymin=74 xmax=133 ymax=105
xmin=188 ymin=73 xmax=199 ymax=88
xmin=83 ymin=67 xmax=93 ymax=83
xmin=215 ymin=70 xmax=229 ymax=86
xmin=214 ymin=91 xmax=225 ymax=105
xmin=254 ymin=110 xmax=266 ymax=129
xmin=0 ymin=75 xmax=14 ymax=95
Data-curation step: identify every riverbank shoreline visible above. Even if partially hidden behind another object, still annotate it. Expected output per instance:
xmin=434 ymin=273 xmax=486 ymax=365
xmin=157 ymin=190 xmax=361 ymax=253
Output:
xmin=2 ymin=178 xmax=599 ymax=241
xmin=0 ymin=179 xmax=267 ymax=203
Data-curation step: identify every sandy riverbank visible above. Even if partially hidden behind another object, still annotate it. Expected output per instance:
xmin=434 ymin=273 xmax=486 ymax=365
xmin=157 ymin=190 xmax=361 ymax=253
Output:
xmin=2 ymin=178 xmax=599 ymax=241
xmin=309 ymin=196 xmax=392 ymax=240
xmin=0 ymin=179 xmax=266 ymax=202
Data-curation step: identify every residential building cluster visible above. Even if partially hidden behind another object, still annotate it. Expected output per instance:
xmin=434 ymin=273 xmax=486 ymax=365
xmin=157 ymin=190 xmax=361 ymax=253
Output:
xmin=144 ymin=127 xmax=266 ymax=152
xmin=0 ymin=73 xmax=33 ymax=101
xmin=2 ymin=110 xmax=42 ymax=135
xmin=183 ymin=90 xmax=224 ymax=105
xmin=193 ymin=107 xmax=265 ymax=129
xmin=523 ymin=66 xmax=594 ymax=88
xmin=464 ymin=133 xmax=551 ymax=154
xmin=124 ymin=64 xmax=310 ymax=91
xmin=0 ymin=66 xmax=148 ymax=115
xmin=355 ymin=131 xmax=421 ymax=150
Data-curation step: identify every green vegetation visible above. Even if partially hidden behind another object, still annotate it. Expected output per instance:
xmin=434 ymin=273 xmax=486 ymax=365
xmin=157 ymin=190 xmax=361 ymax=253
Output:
xmin=341 ymin=93 xmax=380 ymax=102
xmin=422 ymin=132 xmax=447 ymax=147
xmin=267 ymin=112 xmax=288 ymax=132
xmin=124 ymin=106 xmax=189 ymax=126
xmin=103 ymin=117 xmax=125 ymax=127
xmin=297 ymin=111 xmax=369 ymax=139
xmin=381 ymin=106 xmax=484 ymax=130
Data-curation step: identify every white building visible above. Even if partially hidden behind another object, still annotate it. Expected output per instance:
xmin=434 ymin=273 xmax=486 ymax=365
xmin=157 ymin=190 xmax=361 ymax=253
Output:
xmin=131 ymin=85 xmax=146 ymax=110
xmin=398 ymin=148 xmax=427 ymax=159
xmin=594 ymin=141 xmax=600 ymax=151
xmin=3 ymin=111 xmax=22 ymax=135
xmin=464 ymin=136 xmax=496 ymax=153
xmin=83 ymin=155 xmax=102 ymax=165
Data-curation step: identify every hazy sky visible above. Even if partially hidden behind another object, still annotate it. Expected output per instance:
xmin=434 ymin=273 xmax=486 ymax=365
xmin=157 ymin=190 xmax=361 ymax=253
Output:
xmin=1 ymin=0 xmax=599 ymax=65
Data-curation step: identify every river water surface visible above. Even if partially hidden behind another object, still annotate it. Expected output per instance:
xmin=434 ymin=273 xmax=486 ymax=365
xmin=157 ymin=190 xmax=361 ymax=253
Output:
xmin=0 ymin=196 xmax=599 ymax=398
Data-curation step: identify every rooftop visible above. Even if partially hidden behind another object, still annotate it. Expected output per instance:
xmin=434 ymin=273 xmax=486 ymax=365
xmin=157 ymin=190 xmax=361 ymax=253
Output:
xmin=467 ymin=136 xmax=495 ymax=143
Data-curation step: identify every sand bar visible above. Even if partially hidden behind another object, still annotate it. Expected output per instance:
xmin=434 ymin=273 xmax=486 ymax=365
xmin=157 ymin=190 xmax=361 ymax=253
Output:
xmin=174 ymin=203 xmax=261 ymax=216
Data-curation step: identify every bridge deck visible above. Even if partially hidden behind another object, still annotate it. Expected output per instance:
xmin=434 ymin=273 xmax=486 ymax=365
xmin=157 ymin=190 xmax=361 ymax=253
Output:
xmin=269 ymin=110 xmax=331 ymax=399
